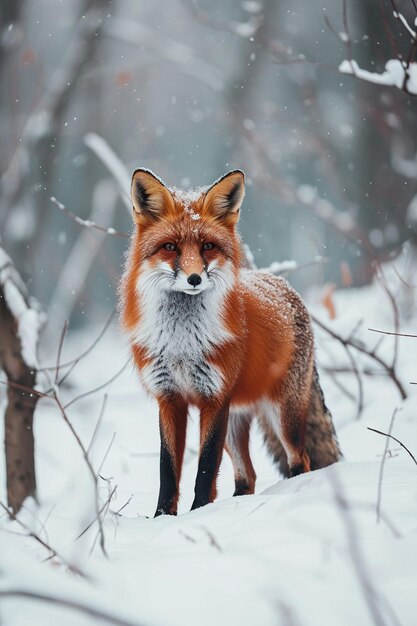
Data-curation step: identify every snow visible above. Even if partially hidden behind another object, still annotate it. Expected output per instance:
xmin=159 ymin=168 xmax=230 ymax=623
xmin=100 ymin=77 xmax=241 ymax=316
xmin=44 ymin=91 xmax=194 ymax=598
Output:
xmin=1 ymin=254 xmax=417 ymax=625
xmin=0 ymin=246 xmax=43 ymax=368
xmin=259 ymin=259 xmax=298 ymax=274
xmin=393 ymin=11 xmax=416 ymax=38
xmin=339 ymin=59 xmax=417 ymax=95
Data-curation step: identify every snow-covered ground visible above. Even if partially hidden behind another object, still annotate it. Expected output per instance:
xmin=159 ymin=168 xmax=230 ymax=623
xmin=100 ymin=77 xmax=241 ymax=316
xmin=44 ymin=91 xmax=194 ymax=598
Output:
xmin=1 ymin=255 xmax=417 ymax=626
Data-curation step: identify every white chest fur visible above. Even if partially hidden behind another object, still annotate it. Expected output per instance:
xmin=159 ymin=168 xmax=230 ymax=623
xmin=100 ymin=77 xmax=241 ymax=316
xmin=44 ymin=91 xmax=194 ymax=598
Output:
xmin=133 ymin=274 xmax=232 ymax=399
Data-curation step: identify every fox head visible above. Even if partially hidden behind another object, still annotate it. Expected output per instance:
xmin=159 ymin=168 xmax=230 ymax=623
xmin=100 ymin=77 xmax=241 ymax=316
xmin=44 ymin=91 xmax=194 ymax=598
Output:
xmin=129 ymin=169 xmax=245 ymax=296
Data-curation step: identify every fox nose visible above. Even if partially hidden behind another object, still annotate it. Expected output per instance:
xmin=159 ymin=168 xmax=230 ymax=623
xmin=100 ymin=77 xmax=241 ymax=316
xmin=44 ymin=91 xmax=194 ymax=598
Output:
xmin=187 ymin=273 xmax=202 ymax=287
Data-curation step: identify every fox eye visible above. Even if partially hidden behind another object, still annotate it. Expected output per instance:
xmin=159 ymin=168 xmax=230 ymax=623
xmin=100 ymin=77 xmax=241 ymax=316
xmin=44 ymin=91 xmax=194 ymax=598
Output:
xmin=202 ymin=242 xmax=214 ymax=251
xmin=163 ymin=242 xmax=176 ymax=251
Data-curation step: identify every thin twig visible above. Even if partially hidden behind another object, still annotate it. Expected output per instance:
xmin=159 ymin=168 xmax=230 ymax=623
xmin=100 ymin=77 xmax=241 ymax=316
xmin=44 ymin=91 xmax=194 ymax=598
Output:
xmin=113 ymin=496 xmax=133 ymax=516
xmin=51 ymin=196 xmax=129 ymax=238
xmin=76 ymin=485 xmax=117 ymax=541
xmin=367 ymin=427 xmax=417 ymax=466
xmin=52 ymin=389 xmax=109 ymax=558
xmin=373 ymin=263 xmax=400 ymax=371
xmin=64 ymin=359 xmax=130 ymax=410
xmin=39 ymin=308 xmax=116 ymax=374
xmin=374 ymin=407 xmax=400 ymax=524
xmin=342 ymin=0 xmax=353 ymax=61
xmin=54 ymin=320 xmax=68 ymax=386
xmin=368 ymin=328 xmax=417 ymax=338
xmin=87 ymin=394 xmax=108 ymax=455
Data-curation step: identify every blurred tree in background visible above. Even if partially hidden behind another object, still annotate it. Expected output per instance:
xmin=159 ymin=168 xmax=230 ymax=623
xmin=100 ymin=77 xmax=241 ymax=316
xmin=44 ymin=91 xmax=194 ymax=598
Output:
xmin=1 ymin=0 xmax=417 ymax=337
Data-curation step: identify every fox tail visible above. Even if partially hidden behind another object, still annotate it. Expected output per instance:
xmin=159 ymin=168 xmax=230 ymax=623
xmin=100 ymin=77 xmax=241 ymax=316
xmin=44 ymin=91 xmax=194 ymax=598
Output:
xmin=261 ymin=365 xmax=342 ymax=478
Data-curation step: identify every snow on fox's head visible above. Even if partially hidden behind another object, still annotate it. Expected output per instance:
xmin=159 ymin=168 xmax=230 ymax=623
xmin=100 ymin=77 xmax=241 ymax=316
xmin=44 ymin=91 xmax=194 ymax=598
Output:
xmin=130 ymin=169 xmax=245 ymax=296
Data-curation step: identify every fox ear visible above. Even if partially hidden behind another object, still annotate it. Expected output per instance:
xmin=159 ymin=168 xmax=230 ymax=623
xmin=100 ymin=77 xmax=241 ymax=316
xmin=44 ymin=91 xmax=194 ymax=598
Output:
xmin=202 ymin=170 xmax=245 ymax=225
xmin=131 ymin=169 xmax=174 ymax=223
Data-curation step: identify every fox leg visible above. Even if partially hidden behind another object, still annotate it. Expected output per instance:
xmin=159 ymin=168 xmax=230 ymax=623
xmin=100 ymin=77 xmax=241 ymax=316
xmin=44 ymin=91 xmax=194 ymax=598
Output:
xmin=225 ymin=411 xmax=256 ymax=496
xmin=191 ymin=401 xmax=229 ymax=511
xmin=262 ymin=399 xmax=310 ymax=478
xmin=278 ymin=397 xmax=311 ymax=477
xmin=154 ymin=396 xmax=188 ymax=517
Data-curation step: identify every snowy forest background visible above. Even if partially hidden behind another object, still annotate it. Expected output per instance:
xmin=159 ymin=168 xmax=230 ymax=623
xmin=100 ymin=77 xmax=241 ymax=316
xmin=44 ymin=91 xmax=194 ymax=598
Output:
xmin=1 ymin=1 xmax=417 ymax=625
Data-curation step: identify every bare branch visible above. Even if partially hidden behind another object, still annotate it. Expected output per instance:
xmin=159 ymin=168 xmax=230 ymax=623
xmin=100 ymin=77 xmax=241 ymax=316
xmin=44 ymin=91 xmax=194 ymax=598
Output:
xmin=63 ymin=358 xmax=130 ymax=410
xmin=50 ymin=196 xmax=128 ymax=239
xmin=313 ymin=315 xmax=407 ymax=400
xmin=374 ymin=407 xmax=400 ymax=524
xmin=39 ymin=309 xmax=116 ymax=375
xmin=368 ymin=328 xmax=417 ymax=338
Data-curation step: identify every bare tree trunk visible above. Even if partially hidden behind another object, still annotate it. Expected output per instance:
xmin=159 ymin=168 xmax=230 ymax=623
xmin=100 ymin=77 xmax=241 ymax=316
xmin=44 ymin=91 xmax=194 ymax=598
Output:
xmin=0 ymin=250 xmax=42 ymax=513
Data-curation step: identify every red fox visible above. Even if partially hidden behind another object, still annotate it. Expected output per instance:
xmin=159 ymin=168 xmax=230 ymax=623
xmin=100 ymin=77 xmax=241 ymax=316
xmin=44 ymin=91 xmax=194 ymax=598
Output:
xmin=121 ymin=169 xmax=341 ymax=516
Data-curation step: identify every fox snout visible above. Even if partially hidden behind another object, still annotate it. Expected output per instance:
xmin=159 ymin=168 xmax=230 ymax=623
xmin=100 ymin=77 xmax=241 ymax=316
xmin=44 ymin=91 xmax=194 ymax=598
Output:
xmin=172 ymin=267 xmax=209 ymax=295
xmin=187 ymin=273 xmax=202 ymax=287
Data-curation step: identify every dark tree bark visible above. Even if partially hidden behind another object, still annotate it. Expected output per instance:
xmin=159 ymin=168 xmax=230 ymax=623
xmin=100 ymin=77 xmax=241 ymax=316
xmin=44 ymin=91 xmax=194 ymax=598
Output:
xmin=0 ymin=252 xmax=41 ymax=513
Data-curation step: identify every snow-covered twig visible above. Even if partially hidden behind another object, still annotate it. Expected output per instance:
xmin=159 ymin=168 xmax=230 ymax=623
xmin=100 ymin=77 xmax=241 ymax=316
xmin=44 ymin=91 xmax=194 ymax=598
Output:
xmin=338 ymin=1 xmax=417 ymax=96
xmin=0 ymin=247 xmax=43 ymax=369
xmin=84 ymin=133 xmax=132 ymax=213
xmin=50 ymin=195 xmax=128 ymax=239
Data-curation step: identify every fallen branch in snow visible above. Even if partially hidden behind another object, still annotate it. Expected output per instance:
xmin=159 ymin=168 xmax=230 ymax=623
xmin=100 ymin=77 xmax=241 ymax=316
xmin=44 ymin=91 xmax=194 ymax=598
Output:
xmin=0 ymin=501 xmax=86 ymax=578
xmin=0 ymin=246 xmax=44 ymax=513
xmin=367 ymin=427 xmax=417 ymax=466
xmin=0 ymin=589 xmax=146 ymax=626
